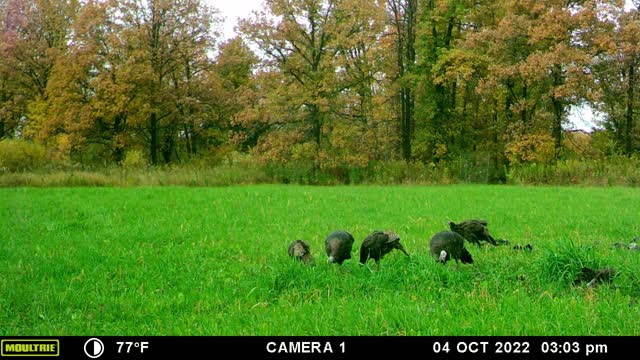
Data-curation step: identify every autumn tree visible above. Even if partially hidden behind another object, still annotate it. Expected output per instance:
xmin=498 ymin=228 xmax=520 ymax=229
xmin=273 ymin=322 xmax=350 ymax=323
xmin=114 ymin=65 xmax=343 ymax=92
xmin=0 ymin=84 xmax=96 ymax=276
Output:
xmin=1 ymin=0 xmax=78 ymax=141
xmin=239 ymin=0 xmax=340 ymax=169
xmin=0 ymin=0 xmax=23 ymax=139
xmin=2 ymin=0 xmax=638 ymax=182
xmin=330 ymin=0 xmax=396 ymax=167
xmin=588 ymin=1 xmax=640 ymax=155
xmin=25 ymin=0 xmax=140 ymax=162
xmin=387 ymin=0 xmax=417 ymax=161
xmin=459 ymin=0 xmax=542 ymax=171
xmin=239 ymin=0 xmax=393 ymax=174
xmin=117 ymin=0 xmax=217 ymax=165
xmin=214 ymin=37 xmax=260 ymax=153
xmin=20 ymin=0 xmax=219 ymax=164
xmin=436 ymin=1 xmax=596 ymax=172
xmin=523 ymin=0 xmax=594 ymax=156
xmin=412 ymin=0 xmax=473 ymax=164
xmin=26 ymin=0 xmax=106 ymax=159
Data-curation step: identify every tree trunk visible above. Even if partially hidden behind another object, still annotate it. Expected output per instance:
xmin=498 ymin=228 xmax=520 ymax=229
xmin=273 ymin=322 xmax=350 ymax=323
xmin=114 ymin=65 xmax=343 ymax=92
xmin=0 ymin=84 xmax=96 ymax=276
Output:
xmin=312 ymin=107 xmax=322 ymax=149
xmin=521 ymin=84 xmax=528 ymax=125
xmin=162 ymin=129 xmax=173 ymax=164
xmin=551 ymin=65 xmax=565 ymax=158
xmin=183 ymin=124 xmax=193 ymax=156
xmin=150 ymin=112 xmax=158 ymax=165
xmin=113 ymin=114 xmax=125 ymax=163
xmin=401 ymin=88 xmax=412 ymax=160
xmin=191 ymin=125 xmax=198 ymax=155
xmin=626 ymin=60 xmax=635 ymax=155
xmin=405 ymin=0 xmax=416 ymax=161
xmin=490 ymin=97 xmax=505 ymax=183
xmin=552 ymin=97 xmax=564 ymax=158
xmin=391 ymin=0 xmax=416 ymax=162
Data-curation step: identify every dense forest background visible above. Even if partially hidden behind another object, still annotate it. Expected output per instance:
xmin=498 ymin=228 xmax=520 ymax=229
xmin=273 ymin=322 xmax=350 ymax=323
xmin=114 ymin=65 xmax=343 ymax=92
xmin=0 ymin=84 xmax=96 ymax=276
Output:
xmin=1 ymin=0 xmax=640 ymax=185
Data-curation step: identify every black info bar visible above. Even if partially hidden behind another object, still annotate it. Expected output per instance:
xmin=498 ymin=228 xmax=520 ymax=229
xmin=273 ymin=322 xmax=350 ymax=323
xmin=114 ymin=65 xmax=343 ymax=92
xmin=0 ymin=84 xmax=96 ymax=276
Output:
xmin=0 ymin=336 xmax=635 ymax=359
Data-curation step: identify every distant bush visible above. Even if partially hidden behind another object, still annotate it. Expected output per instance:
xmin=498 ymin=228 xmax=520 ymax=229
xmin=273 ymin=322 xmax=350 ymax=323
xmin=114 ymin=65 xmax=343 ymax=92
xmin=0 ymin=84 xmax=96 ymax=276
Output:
xmin=0 ymin=140 xmax=48 ymax=172
xmin=507 ymin=156 xmax=640 ymax=186
xmin=371 ymin=160 xmax=434 ymax=184
xmin=121 ymin=150 xmax=147 ymax=169
xmin=3 ymin=148 xmax=640 ymax=187
xmin=264 ymin=162 xmax=320 ymax=185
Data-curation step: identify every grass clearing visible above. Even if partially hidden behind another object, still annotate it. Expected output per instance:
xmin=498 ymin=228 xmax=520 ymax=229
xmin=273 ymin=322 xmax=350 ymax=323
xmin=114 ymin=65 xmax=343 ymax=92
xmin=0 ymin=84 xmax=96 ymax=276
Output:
xmin=1 ymin=185 xmax=639 ymax=335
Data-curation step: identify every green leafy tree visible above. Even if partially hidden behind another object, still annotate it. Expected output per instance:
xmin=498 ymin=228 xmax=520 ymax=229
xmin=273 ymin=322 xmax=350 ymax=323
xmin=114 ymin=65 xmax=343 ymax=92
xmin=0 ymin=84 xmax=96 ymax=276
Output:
xmin=413 ymin=0 xmax=468 ymax=163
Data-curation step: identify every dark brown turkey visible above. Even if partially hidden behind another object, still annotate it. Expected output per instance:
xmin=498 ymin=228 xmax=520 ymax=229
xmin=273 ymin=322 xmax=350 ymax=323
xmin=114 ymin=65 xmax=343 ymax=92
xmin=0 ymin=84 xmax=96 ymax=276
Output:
xmin=429 ymin=231 xmax=473 ymax=264
xmin=574 ymin=267 xmax=616 ymax=288
xmin=448 ymin=219 xmax=498 ymax=246
xmin=612 ymin=237 xmax=638 ymax=250
xmin=325 ymin=230 xmax=355 ymax=265
xmin=287 ymin=239 xmax=314 ymax=265
xmin=359 ymin=231 xmax=409 ymax=271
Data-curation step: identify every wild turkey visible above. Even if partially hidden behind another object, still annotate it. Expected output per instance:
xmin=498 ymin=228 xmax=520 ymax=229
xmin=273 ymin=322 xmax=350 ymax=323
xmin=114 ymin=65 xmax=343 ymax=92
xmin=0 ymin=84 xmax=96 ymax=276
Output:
xmin=574 ymin=267 xmax=616 ymax=288
xmin=611 ymin=237 xmax=638 ymax=250
xmin=448 ymin=219 xmax=498 ymax=246
xmin=429 ymin=231 xmax=473 ymax=264
xmin=359 ymin=230 xmax=409 ymax=271
xmin=325 ymin=230 xmax=355 ymax=265
xmin=287 ymin=240 xmax=314 ymax=265
xmin=513 ymin=243 xmax=533 ymax=251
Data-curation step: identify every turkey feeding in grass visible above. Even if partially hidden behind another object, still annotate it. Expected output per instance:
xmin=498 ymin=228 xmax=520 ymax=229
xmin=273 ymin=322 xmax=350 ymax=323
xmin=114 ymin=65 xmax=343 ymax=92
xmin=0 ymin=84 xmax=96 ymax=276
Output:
xmin=429 ymin=231 xmax=473 ymax=264
xmin=513 ymin=243 xmax=534 ymax=251
xmin=574 ymin=267 xmax=616 ymax=288
xmin=359 ymin=230 xmax=409 ymax=271
xmin=611 ymin=237 xmax=637 ymax=250
xmin=325 ymin=230 xmax=355 ymax=265
xmin=288 ymin=240 xmax=315 ymax=265
xmin=448 ymin=219 xmax=498 ymax=246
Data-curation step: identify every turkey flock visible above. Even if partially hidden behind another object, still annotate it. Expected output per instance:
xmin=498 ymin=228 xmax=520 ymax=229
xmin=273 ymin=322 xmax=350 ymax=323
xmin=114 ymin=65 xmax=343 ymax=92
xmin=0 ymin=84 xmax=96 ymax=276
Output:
xmin=288 ymin=219 xmax=516 ymax=270
xmin=288 ymin=219 xmax=637 ymax=286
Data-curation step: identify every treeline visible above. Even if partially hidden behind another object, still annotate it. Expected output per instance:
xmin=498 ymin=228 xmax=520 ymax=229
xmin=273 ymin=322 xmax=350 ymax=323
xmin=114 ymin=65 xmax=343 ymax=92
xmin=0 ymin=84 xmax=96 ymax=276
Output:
xmin=0 ymin=0 xmax=639 ymax=184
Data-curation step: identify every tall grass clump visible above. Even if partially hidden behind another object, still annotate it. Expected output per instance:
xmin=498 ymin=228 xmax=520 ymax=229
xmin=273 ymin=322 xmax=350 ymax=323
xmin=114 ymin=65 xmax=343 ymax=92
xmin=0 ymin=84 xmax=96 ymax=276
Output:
xmin=538 ymin=241 xmax=603 ymax=285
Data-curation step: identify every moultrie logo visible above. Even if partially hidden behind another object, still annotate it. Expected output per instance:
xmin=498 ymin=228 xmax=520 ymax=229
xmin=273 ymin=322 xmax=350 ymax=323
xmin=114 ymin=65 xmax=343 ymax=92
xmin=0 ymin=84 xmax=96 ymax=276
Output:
xmin=1 ymin=339 xmax=60 ymax=356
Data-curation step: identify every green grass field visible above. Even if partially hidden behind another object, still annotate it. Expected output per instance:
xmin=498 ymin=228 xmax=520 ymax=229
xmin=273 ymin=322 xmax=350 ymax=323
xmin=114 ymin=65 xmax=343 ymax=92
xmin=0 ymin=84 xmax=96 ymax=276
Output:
xmin=1 ymin=185 xmax=639 ymax=335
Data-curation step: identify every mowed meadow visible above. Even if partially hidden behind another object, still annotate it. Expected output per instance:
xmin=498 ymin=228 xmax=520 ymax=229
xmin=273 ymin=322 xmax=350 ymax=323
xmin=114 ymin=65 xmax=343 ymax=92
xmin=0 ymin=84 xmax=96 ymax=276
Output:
xmin=1 ymin=185 xmax=639 ymax=336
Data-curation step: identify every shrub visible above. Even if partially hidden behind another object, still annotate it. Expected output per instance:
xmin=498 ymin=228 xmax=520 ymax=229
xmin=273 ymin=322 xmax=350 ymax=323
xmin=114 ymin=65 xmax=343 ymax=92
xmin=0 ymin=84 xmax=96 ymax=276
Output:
xmin=507 ymin=156 xmax=640 ymax=186
xmin=121 ymin=150 xmax=147 ymax=169
xmin=505 ymin=132 xmax=556 ymax=165
xmin=264 ymin=162 xmax=318 ymax=185
xmin=0 ymin=140 xmax=48 ymax=172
